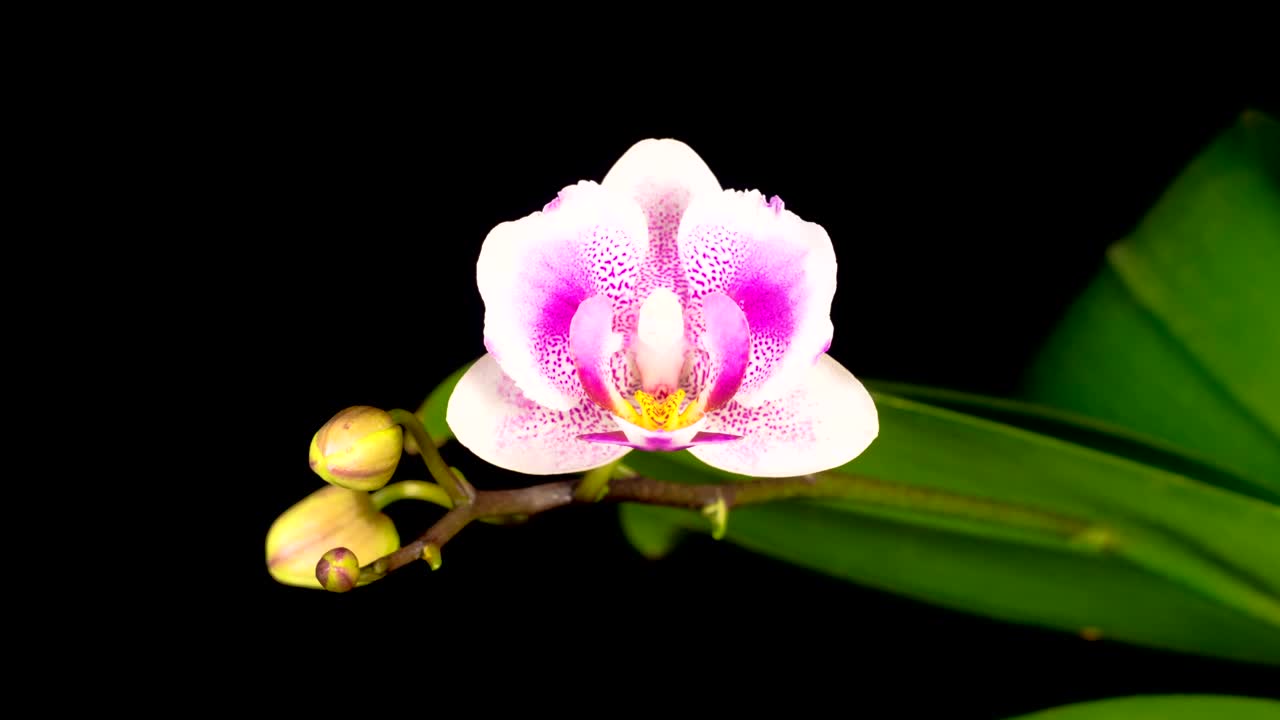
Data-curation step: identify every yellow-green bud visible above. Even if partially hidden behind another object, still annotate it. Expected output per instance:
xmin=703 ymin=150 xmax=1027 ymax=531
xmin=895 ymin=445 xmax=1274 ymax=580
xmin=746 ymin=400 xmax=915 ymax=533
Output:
xmin=316 ymin=547 xmax=361 ymax=592
xmin=309 ymin=406 xmax=402 ymax=491
xmin=265 ymin=485 xmax=399 ymax=589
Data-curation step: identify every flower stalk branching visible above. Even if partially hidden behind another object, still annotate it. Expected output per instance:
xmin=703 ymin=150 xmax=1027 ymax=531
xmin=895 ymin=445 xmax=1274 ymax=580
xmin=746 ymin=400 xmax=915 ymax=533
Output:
xmin=322 ymin=409 xmax=1092 ymax=591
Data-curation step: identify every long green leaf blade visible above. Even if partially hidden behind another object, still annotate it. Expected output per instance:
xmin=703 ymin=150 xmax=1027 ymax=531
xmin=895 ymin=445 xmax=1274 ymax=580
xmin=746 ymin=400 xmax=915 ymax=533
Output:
xmin=1006 ymin=695 xmax=1280 ymax=719
xmin=1024 ymin=111 xmax=1280 ymax=488
xmin=619 ymin=392 xmax=1280 ymax=665
xmin=1110 ymin=110 xmax=1280 ymax=440
xmin=866 ymin=379 xmax=1279 ymax=505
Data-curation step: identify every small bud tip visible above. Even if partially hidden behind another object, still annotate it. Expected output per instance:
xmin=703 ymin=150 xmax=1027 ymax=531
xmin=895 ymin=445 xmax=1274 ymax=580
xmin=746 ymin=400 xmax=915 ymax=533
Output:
xmin=422 ymin=543 xmax=442 ymax=571
xmin=316 ymin=547 xmax=361 ymax=593
xmin=701 ymin=496 xmax=729 ymax=541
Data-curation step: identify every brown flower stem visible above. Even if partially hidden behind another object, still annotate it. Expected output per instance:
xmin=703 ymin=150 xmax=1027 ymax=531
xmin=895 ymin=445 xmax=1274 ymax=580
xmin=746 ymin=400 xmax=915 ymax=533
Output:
xmin=348 ymin=471 xmax=839 ymax=589
xmin=340 ymin=461 xmax=1093 ymax=590
xmin=356 ymin=504 xmax=477 ymax=585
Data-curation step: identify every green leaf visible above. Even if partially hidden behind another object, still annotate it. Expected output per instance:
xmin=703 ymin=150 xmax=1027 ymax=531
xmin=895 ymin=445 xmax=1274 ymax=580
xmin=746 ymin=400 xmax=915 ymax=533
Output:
xmin=620 ymin=392 xmax=1280 ymax=666
xmin=866 ymin=379 xmax=1280 ymax=505
xmin=618 ymin=504 xmax=689 ymax=560
xmin=407 ymin=360 xmax=472 ymax=452
xmin=1023 ymin=110 xmax=1280 ymax=491
xmin=1006 ymin=695 xmax=1280 ymax=720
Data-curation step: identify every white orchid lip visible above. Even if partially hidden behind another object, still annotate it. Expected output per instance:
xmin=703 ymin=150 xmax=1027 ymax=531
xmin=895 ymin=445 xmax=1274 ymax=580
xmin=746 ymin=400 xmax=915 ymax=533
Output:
xmin=446 ymin=138 xmax=879 ymax=477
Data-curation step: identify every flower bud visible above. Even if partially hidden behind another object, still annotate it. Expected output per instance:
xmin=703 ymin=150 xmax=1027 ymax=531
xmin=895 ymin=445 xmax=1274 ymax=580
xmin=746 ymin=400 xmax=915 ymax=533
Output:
xmin=309 ymin=406 xmax=403 ymax=491
xmin=316 ymin=548 xmax=361 ymax=592
xmin=265 ymin=485 xmax=399 ymax=589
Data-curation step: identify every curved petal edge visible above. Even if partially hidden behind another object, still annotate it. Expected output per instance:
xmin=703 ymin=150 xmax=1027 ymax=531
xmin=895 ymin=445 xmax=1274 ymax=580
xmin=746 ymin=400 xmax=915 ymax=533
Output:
xmin=688 ymin=354 xmax=878 ymax=477
xmin=446 ymin=353 xmax=631 ymax=475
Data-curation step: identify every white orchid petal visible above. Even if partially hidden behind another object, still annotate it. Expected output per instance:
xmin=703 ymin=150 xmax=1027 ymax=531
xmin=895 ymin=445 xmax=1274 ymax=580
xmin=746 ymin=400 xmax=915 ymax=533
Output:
xmin=602 ymin=139 xmax=722 ymax=304
xmin=679 ymin=189 xmax=837 ymax=406
xmin=688 ymin=354 xmax=878 ymax=477
xmin=478 ymin=181 xmax=646 ymax=410
xmin=446 ymin=354 xmax=631 ymax=475
xmin=602 ymin=138 xmax=722 ymax=217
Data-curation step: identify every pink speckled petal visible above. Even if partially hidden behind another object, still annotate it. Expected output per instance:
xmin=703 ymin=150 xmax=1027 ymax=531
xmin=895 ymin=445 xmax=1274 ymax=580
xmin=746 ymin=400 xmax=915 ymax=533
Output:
xmin=602 ymin=139 xmax=722 ymax=308
xmin=569 ymin=294 xmax=625 ymax=413
xmin=688 ymin=354 xmax=878 ymax=478
xmin=679 ymin=190 xmax=837 ymax=406
xmin=699 ymin=291 xmax=750 ymax=412
xmin=446 ymin=353 xmax=631 ymax=475
xmin=478 ymin=181 xmax=647 ymax=411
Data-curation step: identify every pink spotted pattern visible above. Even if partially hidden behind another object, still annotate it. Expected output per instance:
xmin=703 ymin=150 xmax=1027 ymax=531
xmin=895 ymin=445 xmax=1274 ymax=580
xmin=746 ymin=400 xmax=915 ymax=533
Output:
xmin=490 ymin=369 xmax=629 ymax=468
xmin=608 ymin=351 xmax=642 ymax=398
xmin=679 ymin=208 xmax=812 ymax=398
xmin=633 ymin=185 xmax=694 ymax=303
xmin=682 ymin=345 xmax=711 ymax=401
xmin=454 ymin=139 xmax=875 ymax=477
xmin=691 ymin=383 xmax=821 ymax=467
xmin=490 ymin=193 xmax=643 ymax=405
xmin=605 ymin=182 xmax=709 ymax=404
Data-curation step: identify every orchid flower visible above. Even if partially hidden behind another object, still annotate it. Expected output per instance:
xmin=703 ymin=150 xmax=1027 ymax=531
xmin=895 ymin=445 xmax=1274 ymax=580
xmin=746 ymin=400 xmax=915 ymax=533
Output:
xmin=446 ymin=139 xmax=878 ymax=477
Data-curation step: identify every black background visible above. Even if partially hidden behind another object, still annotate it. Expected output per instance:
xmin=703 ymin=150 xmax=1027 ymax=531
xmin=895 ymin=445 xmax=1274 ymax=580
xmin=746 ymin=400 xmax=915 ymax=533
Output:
xmin=214 ymin=62 xmax=1277 ymax=716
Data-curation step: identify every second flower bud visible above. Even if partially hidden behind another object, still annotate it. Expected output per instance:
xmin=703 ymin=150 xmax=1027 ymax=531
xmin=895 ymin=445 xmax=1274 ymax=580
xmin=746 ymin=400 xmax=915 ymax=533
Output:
xmin=309 ymin=406 xmax=403 ymax=491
